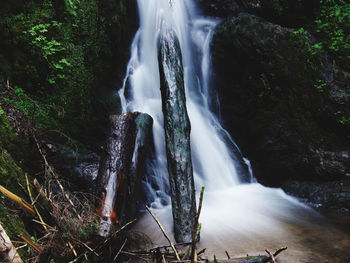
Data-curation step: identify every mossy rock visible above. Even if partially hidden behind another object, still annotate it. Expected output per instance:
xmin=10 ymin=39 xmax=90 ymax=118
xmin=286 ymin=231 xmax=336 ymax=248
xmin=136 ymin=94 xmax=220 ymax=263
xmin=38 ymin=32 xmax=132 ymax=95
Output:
xmin=211 ymin=13 xmax=349 ymax=185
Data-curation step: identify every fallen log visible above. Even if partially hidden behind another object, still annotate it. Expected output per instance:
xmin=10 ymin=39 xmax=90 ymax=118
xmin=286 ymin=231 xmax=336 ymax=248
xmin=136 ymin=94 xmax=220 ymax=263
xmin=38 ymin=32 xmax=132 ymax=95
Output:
xmin=96 ymin=113 xmax=153 ymax=236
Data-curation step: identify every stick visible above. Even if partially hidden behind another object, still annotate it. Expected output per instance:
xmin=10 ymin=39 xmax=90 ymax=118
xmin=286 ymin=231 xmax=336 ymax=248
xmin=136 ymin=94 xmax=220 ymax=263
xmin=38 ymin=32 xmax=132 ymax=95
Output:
xmin=0 ymin=185 xmax=35 ymax=215
xmin=68 ymin=241 xmax=77 ymax=257
xmin=34 ymin=136 xmax=81 ymax=220
xmin=68 ymin=220 xmax=136 ymax=263
xmin=265 ymin=249 xmax=275 ymax=263
xmin=197 ymin=248 xmax=206 ymax=257
xmin=261 ymin=247 xmax=287 ymax=263
xmin=25 ymin=174 xmax=48 ymax=232
xmin=18 ymin=233 xmax=43 ymax=254
xmin=33 ymin=178 xmax=51 ymax=202
xmin=113 ymin=238 xmax=127 ymax=262
xmin=145 ymin=206 xmax=180 ymax=261
xmin=191 ymin=186 xmax=204 ymax=263
xmin=272 ymin=246 xmax=287 ymax=258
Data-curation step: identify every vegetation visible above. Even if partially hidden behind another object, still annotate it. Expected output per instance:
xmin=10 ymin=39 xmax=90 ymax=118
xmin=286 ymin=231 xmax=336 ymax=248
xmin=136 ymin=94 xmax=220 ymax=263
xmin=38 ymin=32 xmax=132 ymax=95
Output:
xmin=314 ymin=0 xmax=350 ymax=70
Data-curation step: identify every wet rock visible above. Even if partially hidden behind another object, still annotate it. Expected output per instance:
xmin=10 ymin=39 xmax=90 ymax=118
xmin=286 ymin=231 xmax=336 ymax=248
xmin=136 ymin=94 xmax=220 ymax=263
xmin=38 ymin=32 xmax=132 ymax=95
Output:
xmin=283 ymin=180 xmax=350 ymax=213
xmin=158 ymin=26 xmax=196 ymax=243
xmin=211 ymin=13 xmax=350 ymax=185
xmin=96 ymin=112 xmax=153 ymax=236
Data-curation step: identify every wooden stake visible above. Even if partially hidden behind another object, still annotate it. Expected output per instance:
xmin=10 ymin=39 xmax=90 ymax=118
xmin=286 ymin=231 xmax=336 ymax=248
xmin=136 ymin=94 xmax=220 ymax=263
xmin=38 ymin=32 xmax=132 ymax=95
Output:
xmin=145 ymin=206 xmax=180 ymax=261
xmin=191 ymin=186 xmax=204 ymax=263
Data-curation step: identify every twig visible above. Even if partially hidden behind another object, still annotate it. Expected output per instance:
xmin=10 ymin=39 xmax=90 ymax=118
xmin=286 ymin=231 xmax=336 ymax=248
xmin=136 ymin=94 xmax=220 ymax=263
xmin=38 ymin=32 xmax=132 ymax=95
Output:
xmin=145 ymin=206 xmax=180 ymax=261
xmin=73 ymin=238 xmax=100 ymax=257
xmin=33 ymin=178 xmax=51 ymax=202
xmin=113 ymin=238 xmax=127 ymax=262
xmin=68 ymin=241 xmax=78 ymax=257
xmin=225 ymin=251 xmax=231 ymax=259
xmin=191 ymin=186 xmax=204 ymax=263
xmin=197 ymin=248 xmax=206 ymax=256
xmin=18 ymin=233 xmax=43 ymax=254
xmin=25 ymin=174 xmax=48 ymax=232
xmin=261 ymin=247 xmax=287 ymax=263
xmin=68 ymin=220 xmax=136 ymax=263
xmin=32 ymin=219 xmax=56 ymax=231
xmin=265 ymin=249 xmax=275 ymax=263
xmin=272 ymin=246 xmax=287 ymax=258
xmin=34 ymin=135 xmax=81 ymax=220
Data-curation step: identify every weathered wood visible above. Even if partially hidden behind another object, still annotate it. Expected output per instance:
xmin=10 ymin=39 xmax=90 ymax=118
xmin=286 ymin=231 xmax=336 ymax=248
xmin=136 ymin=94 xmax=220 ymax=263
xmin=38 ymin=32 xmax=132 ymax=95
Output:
xmin=96 ymin=112 xmax=153 ymax=236
xmin=0 ymin=224 xmax=23 ymax=263
xmin=158 ymin=25 xmax=196 ymax=243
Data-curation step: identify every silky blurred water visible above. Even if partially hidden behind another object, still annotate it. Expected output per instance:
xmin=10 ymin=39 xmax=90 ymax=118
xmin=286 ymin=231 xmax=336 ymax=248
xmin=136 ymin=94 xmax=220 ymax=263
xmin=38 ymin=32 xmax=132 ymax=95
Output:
xmin=119 ymin=0 xmax=350 ymax=262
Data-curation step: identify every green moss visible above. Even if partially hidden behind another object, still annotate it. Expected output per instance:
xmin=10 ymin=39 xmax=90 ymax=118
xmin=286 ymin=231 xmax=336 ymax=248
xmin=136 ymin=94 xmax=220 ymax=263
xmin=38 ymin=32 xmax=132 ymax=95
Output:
xmin=0 ymin=148 xmax=26 ymax=193
xmin=0 ymin=138 xmax=30 ymax=259
xmin=0 ymin=204 xmax=30 ymax=259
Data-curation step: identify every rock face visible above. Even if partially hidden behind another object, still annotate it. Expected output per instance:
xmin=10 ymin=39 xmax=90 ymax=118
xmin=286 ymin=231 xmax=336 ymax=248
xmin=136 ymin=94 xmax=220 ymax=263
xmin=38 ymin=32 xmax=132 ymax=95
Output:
xmin=211 ymin=13 xmax=350 ymax=186
xmin=158 ymin=27 xmax=196 ymax=243
xmin=196 ymin=0 xmax=319 ymax=27
xmin=283 ymin=180 xmax=350 ymax=213
xmin=96 ymin=112 xmax=153 ymax=236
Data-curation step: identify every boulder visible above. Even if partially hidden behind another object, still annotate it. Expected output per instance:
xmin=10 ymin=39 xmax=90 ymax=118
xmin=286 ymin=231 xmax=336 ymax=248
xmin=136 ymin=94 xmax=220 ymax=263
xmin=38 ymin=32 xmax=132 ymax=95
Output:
xmin=283 ymin=180 xmax=350 ymax=213
xmin=211 ymin=13 xmax=350 ymax=185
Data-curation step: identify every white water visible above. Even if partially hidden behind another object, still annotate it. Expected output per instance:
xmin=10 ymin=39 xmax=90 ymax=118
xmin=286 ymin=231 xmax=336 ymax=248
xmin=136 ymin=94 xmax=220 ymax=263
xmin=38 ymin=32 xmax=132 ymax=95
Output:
xmin=118 ymin=0 xmax=322 ymax=259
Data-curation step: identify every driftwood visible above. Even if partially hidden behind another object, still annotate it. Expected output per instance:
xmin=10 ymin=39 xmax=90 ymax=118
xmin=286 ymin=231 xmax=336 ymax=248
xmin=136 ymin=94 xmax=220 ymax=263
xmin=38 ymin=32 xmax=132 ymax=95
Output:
xmin=226 ymin=247 xmax=288 ymax=263
xmin=122 ymin=245 xmax=287 ymax=263
xmin=0 ymin=224 xmax=23 ymax=263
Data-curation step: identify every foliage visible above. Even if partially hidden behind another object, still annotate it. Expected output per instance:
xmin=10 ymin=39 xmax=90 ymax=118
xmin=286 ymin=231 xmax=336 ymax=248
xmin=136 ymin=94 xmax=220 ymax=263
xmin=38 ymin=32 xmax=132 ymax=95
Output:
xmin=313 ymin=0 xmax=350 ymax=70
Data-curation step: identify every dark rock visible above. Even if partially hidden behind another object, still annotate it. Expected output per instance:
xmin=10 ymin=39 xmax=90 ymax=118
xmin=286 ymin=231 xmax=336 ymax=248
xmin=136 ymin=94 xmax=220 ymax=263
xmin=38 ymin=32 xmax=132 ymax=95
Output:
xmin=196 ymin=0 xmax=242 ymax=17
xmin=211 ymin=13 xmax=350 ymax=185
xmin=158 ymin=27 xmax=196 ymax=243
xmin=96 ymin=112 xmax=153 ymax=236
xmin=196 ymin=0 xmax=319 ymax=27
xmin=283 ymin=180 xmax=350 ymax=213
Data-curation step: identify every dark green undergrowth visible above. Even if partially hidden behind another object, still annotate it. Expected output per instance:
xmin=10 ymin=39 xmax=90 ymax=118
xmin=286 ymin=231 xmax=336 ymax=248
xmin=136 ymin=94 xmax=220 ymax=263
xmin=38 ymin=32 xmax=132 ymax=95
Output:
xmin=0 ymin=0 xmax=133 ymax=145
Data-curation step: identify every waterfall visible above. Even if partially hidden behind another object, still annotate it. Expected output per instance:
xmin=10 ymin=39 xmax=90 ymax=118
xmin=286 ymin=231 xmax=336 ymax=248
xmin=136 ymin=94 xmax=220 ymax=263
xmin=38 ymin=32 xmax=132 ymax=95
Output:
xmin=118 ymin=0 xmax=319 ymax=259
xmin=119 ymin=0 xmax=252 ymax=204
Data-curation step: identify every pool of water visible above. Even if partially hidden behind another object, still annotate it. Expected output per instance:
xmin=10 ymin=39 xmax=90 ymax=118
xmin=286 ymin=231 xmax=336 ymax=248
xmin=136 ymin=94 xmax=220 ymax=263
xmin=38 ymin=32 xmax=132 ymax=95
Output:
xmin=133 ymin=203 xmax=350 ymax=262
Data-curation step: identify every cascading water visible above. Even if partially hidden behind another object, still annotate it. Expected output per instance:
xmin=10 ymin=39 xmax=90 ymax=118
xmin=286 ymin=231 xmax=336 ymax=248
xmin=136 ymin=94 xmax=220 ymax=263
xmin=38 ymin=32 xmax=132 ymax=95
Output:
xmin=120 ymin=0 xmax=251 ymax=207
xmin=118 ymin=0 xmax=350 ymax=261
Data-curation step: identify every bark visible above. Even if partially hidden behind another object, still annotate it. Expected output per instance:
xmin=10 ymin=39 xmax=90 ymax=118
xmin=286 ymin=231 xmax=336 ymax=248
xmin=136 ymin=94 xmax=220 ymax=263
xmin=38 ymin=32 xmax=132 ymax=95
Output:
xmin=96 ymin=112 xmax=153 ymax=236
